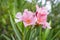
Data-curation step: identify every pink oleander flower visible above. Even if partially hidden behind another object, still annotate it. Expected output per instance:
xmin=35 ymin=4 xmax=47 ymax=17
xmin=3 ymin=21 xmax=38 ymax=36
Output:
xmin=22 ymin=9 xmax=37 ymax=27
xmin=36 ymin=5 xmax=51 ymax=29
xmin=15 ymin=5 xmax=51 ymax=29
xmin=15 ymin=12 xmax=22 ymax=23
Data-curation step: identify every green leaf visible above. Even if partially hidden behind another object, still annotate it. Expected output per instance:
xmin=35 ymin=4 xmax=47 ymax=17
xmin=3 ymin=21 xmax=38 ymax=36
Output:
xmin=11 ymin=34 xmax=15 ymax=40
xmin=44 ymin=28 xmax=51 ymax=40
xmin=25 ymin=27 xmax=32 ymax=40
xmin=44 ymin=21 xmax=51 ymax=40
xmin=30 ymin=26 xmax=42 ymax=40
xmin=47 ymin=29 xmax=54 ymax=40
xmin=36 ymin=26 xmax=42 ymax=40
xmin=1 ymin=34 xmax=11 ymax=40
xmin=10 ymin=15 xmax=21 ymax=40
xmin=16 ymin=22 xmax=23 ymax=37
xmin=51 ymin=30 xmax=60 ymax=40
xmin=29 ymin=28 xmax=35 ymax=40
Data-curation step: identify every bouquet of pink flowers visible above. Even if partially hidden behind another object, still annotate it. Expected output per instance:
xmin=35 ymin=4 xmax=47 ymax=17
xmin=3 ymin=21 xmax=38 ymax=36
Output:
xmin=4 ymin=4 xmax=52 ymax=40
xmin=15 ymin=5 xmax=51 ymax=29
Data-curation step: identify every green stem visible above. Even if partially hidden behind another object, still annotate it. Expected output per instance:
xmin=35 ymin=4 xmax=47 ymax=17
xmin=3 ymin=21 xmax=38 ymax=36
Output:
xmin=35 ymin=25 xmax=42 ymax=40
xmin=40 ymin=27 xmax=42 ymax=40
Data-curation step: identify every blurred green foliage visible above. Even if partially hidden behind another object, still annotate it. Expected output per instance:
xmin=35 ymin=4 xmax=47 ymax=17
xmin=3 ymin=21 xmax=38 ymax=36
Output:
xmin=0 ymin=0 xmax=60 ymax=40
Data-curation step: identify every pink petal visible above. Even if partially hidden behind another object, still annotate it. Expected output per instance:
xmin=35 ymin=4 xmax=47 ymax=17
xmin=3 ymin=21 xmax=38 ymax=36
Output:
xmin=15 ymin=19 xmax=21 ymax=23
xmin=46 ymin=22 xmax=51 ymax=29
xmin=23 ymin=10 xmax=33 ymax=18
xmin=36 ymin=5 xmax=39 ymax=10
xmin=42 ymin=22 xmax=51 ymax=29
xmin=30 ymin=16 xmax=37 ymax=25
xmin=23 ymin=22 xmax=31 ymax=27
xmin=24 ymin=9 xmax=28 ymax=13
xmin=16 ymin=12 xmax=22 ymax=18
xmin=22 ymin=9 xmax=36 ymax=27
xmin=36 ymin=5 xmax=49 ymax=15
xmin=15 ymin=12 xmax=22 ymax=23
xmin=23 ymin=16 xmax=37 ymax=27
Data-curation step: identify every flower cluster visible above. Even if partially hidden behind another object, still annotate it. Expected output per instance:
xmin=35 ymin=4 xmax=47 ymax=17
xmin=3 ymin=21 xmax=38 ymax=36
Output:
xmin=15 ymin=5 xmax=51 ymax=29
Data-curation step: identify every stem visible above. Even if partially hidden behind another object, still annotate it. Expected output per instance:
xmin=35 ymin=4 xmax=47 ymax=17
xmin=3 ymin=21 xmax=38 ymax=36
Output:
xmin=22 ymin=33 xmax=25 ymax=40
xmin=35 ymin=25 xmax=42 ymax=40
xmin=40 ymin=27 xmax=42 ymax=40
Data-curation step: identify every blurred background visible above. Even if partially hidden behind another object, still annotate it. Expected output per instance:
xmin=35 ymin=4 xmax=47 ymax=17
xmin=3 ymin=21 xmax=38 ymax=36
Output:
xmin=0 ymin=0 xmax=60 ymax=40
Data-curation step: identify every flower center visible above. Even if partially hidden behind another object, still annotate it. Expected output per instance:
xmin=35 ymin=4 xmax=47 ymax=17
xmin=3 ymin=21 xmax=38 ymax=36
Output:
xmin=37 ymin=18 xmax=43 ymax=24
xmin=25 ymin=19 xmax=31 ymax=24
xmin=37 ymin=19 xmax=41 ymax=22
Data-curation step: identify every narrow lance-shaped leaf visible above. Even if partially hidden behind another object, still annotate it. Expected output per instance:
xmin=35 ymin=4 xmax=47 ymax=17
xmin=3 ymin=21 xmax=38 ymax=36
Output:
xmin=44 ymin=21 xmax=51 ymax=40
xmin=1 ymin=34 xmax=11 ymax=40
xmin=10 ymin=14 xmax=21 ymax=40
xmin=11 ymin=34 xmax=15 ymax=40
xmin=51 ymin=30 xmax=60 ymax=40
